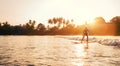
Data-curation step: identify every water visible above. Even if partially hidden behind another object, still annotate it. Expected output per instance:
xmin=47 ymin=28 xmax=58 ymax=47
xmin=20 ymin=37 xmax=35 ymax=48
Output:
xmin=0 ymin=36 xmax=120 ymax=66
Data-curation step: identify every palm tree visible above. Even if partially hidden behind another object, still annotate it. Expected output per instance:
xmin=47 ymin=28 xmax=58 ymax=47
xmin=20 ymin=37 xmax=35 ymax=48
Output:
xmin=66 ymin=20 xmax=69 ymax=26
xmin=48 ymin=19 xmax=53 ymax=25
xmin=62 ymin=19 xmax=66 ymax=28
xmin=58 ymin=17 xmax=63 ymax=28
xmin=53 ymin=18 xmax=57 ymax=25
xmin=71 ymin=19 xmax=74 ymax=23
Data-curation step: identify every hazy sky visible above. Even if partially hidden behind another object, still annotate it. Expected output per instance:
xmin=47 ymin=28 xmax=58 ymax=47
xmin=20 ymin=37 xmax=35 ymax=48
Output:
xmin=0 ymin=0 xmax=120 ymax=25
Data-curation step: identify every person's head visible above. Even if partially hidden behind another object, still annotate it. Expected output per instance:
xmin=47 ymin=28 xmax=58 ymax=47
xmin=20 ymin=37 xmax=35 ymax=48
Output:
xmin=85 ymin=27 xmax=87 ymax=29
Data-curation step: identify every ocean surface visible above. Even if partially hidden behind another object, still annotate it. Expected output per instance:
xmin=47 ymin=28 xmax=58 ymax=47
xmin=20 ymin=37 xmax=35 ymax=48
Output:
xmin=0 ymin=36 xmax=120 ymax=66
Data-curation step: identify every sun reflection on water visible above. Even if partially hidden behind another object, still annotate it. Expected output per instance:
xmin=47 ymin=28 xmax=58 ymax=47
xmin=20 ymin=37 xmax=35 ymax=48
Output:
xmin=72 ymin=44 xmax=90 ymax=66
xmin=74 ymin=44 xmax=86 ymax=57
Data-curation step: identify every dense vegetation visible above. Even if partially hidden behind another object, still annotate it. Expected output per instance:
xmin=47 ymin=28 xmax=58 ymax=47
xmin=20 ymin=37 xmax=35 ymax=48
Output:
xmin=0 ymin=16 xmax=120 ymax=35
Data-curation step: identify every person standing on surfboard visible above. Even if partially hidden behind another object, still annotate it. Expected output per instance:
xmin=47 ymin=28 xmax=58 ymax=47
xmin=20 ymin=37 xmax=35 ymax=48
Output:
xmin=81 ymin=27 xmax=89 ymax=48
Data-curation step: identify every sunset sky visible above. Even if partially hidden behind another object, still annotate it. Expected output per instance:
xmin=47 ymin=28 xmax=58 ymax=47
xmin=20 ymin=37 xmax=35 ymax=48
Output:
xmin=0 ymin=0 xmax=120 ymax=25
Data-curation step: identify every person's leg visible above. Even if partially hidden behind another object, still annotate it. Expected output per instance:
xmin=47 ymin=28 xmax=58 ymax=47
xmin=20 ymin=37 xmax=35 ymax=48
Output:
xmin=81 ymin=35 xmax=85 ymax=43
xmin=86 ymin=34 xmax=88 ymax=43
xmin=86 ymin=34 xmax=89 ymax=48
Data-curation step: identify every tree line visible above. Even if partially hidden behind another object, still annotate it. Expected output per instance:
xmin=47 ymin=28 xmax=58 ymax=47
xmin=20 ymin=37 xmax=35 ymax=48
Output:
xmin=0 ymin=16 xmax=120 ymax=35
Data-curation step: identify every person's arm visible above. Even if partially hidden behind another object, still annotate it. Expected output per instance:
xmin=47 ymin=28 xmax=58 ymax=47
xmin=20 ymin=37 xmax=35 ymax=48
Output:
xmin=88 ymin=29 xmax=90 ymax=35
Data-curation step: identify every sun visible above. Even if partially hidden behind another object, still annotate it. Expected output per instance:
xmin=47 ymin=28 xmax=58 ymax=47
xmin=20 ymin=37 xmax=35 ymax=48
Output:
xmin=74 ymin=17 xmax=94 ymax=25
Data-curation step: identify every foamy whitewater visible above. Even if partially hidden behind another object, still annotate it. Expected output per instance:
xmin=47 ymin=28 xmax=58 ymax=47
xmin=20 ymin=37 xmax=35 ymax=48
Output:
xmin=61 ymin=36 xmax=120 ymax=47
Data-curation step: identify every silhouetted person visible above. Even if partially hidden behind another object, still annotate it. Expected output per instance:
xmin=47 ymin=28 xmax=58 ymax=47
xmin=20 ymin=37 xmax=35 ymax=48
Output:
xmin=81 ymin=27 xmax=89 ymax=48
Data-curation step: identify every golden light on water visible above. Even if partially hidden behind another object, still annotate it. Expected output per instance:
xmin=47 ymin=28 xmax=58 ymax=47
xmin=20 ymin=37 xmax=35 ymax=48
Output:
xmin=74 ymin=44 xmax=85 ymax=57
xmin=72 ymin=62 xmax=84 ymax=66
xmin=1 ymin=36 xmax=120 ymax=66
xmin=72 ymin=44 xmax=89 ymax=66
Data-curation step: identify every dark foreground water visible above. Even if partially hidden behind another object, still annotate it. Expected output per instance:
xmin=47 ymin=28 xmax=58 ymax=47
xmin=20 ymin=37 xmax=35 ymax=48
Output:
xmin=0 ymin=36 xmax=120 ymax=66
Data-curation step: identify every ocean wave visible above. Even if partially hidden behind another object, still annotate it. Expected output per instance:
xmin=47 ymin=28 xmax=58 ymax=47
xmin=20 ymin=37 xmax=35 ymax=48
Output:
xmin=61 ymin=36 xmax=120 ymax=47
xmin=98 ymin=39 xmax=120 ymax=46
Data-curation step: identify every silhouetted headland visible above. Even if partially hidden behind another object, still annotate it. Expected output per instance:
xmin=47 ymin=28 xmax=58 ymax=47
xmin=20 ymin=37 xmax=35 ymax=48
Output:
xmin=0 ymin=16 xmax=120 ymax=35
